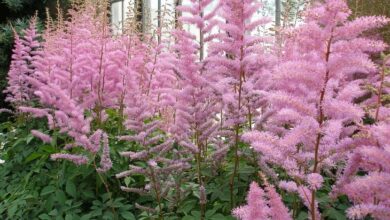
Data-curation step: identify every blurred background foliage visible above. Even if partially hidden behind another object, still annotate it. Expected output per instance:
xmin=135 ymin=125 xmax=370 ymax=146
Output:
xmin=348 ymin=0 xmax=390 ymax=45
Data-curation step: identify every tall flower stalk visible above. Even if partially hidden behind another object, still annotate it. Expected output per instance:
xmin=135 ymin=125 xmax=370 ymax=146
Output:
xmin=332 ymin=54 xmax=390 ymax=220
xmin=207 ymin=0 xmax=272 ymax=207
xmin=4 ymin=17 xmax=41 ymax=107
xmin=243 ymin=0 xmax=388 ymax=219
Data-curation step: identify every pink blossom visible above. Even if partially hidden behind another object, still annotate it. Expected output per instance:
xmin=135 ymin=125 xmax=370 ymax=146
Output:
xmin=233 ymin=182 xmax=269 ymax=220
xmin=307 ymin=173 xmax=324 ymax=190
xmin=51 ymin=153 xmax=88 ymax=165
xmin=31 ymin=130 xmax=52 ymax=143
xmin=233 ymin=181 xmax=292 ymax=220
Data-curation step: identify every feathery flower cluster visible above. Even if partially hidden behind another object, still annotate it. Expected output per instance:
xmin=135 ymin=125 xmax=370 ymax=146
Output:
xmin=332 ymin=54 xmax=390 ymax=219
xmin=116 ymin=95 xmax=191 ymax=214
xmin=6 ymin=2 xmax=118 ymax=171
xmin=30 ymin=130 xmax=52 ymax=143
xmin=242 ymin=0 xmax=388 ymax=219
xmin=205 ymin=0 xmax=273 ymax=206
xmin=233 ymin=181 xmax=291 ymax=220
xmin=4 ymin=17 xmax=41 ymax=105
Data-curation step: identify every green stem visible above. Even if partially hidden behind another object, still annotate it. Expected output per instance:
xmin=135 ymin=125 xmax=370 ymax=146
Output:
xmin=149 ymin=167 xmax=164 ymax=220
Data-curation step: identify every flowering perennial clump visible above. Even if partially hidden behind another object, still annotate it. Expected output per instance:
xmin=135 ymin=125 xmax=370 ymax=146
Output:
xmin=3 ymin=0 xmax=390 ymax=219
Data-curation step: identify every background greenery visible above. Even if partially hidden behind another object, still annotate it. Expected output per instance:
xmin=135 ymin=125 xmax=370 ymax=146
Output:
xmin=348 ymin=0 xmax=390 ymax=45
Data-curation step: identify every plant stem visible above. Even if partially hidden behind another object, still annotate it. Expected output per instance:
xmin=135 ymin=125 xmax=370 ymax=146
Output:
xmin=375 ymin=57 xmax=387 ymax=121
xmin=311 ymin=34 xmax=333 ymax=220
xmin=195 ymin=133 xmax=205 ymax=220
xmin=229 ymin=35 xmax=245 ymax=209
xmin=197 ymin=155 xmax=205 ymax=220
xmin=230 ymin=72 xmax=243 ymax=209
xmin=149 ymin=167 xmax=164 ymax=220
xmin=93 ymin=161 xmax=116 ymax=216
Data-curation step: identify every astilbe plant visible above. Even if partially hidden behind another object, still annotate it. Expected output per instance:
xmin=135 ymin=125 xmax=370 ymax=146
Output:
xmin=233 ymin=173 xmax=292 ymax=220
xmin=206 ymin=0 xmax=274 ymax=207
xmin=14 ymin=2 xmax=118 ymax=172
xmin=164 ymin=1 xmax=222 ymax=218
xmin=242 ymin=0 xmax=389 ymax=219
xmin=4 ymin=0 xmax=390 ymax=219
xmin=4 ymin=17 xmax=41 ymax=107
xmin=116 ymin=92 xmax=191 ymax=218
xmin=331 ymin=54 xmax=390 ymax=220
xmin=113 ymin=6 xmax=193 ymax=218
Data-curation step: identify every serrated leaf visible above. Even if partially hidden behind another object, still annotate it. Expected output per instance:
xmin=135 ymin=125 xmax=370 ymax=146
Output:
xmin=182 ymin=216 xmax=196 ymax=220
xmin=38 ymin=213 xmax=51 ymax=220
xmin=120 ymin=211 xmax=136 ymax=220
xmin=49 ymin=209 xmax=58 ymax=216
xmin=25 ymin=152 xmax=44 ymax=163
xmin=26 ymin=135 xmax=34 ymax=144
xmin=56 ymin=190 xmax=67 ymax=205
xmin=205 ymin=209 xmax=217 ymax=218
xmin=66 ymin=180 xmax=77 ymax=198
xmin=296 ymin=211 xmax=308 ymax=220
xmin=41 ymin=145 xmax=56 ymax=153
xmin=7 ymin=205 xmax=17 ymax=217
xmin=190 ymin=211 xmax=201 ymax=218
xmin=325 ymin=208 xmax=347 ymax=220
xmin=210 ymin=214 xmax=235 ymax=220
xmin=124 ymin=177 xmax=131 ymax=187
xmin=41 ymin=185 xmax=56 ymax=196
xmin=65 ymin=214 xmax=73 ymax=220
xmin=80 ymin=214 xmax=92 ymax=220
xmin=178 ymin=200 xmax=197 ymax=214
xmin=82 ymin=190 xmax=95 ymax=199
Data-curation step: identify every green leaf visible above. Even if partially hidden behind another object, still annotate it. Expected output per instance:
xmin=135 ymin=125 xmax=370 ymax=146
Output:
xmin=26 ymin=135 xmax=34 ymax=144
xmin=38 ymin=214 xmax=51 ymax=220
xmin=190 ymin=211 xmax=201 ymax=218
xmin=182 ymin=216 xmax=196 ymax=220
xmin=7 ymin=204 xmax=18 ymax=217
xmin=44 ymin=195 xmax=55 ymax=211
xmin=120 ymin=211 xmax=136 ymax=220
xmin=80 ymin=214 xmax=92 ymax=220
xmin=41 ymin=185 xmax=56 ymax=196
xmin=124 ymin=177 xmax=131 ymax=187
xmin=25 ymin=152 xmax=44 ymax=163
xmin=205 ymin=209 xmax=217 ymax=218
xmin=56 ymin=190 xmax=67 ymax=205
xmin=324 ymin=208 xmax=347 ymax=220
xmin=41 ymin=145 xmax=56 ymax=153
xmin=82 ymin=190 xmax=95 ymax=199
xmin=65 ymin=214 xmax=73 ymax=220
xmin=66 ymin=180 xmax=77 ymax=198
xmin=103 ymin=211 xmax=114 ymax=219
xmin=49 ymin=209 xmax=59 ymax=216
xmin=296 ymin=211 xmax=308 ymax=220
xmin=210 ymin=214 xmax=235 ymax=220
xmin=178 ymin=200 xmax=197 ymax=214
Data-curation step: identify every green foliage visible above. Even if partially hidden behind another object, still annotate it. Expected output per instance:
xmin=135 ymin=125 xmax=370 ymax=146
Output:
xmin=0 ymin=111 xmax=264 ymax=219
xmin=0 ymin=110 xmax=355 ymax=219
xmin=2 ymin=0 xmax=26 ymax=12
xmin=0 ymin=117 xmax=134 ymax=219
